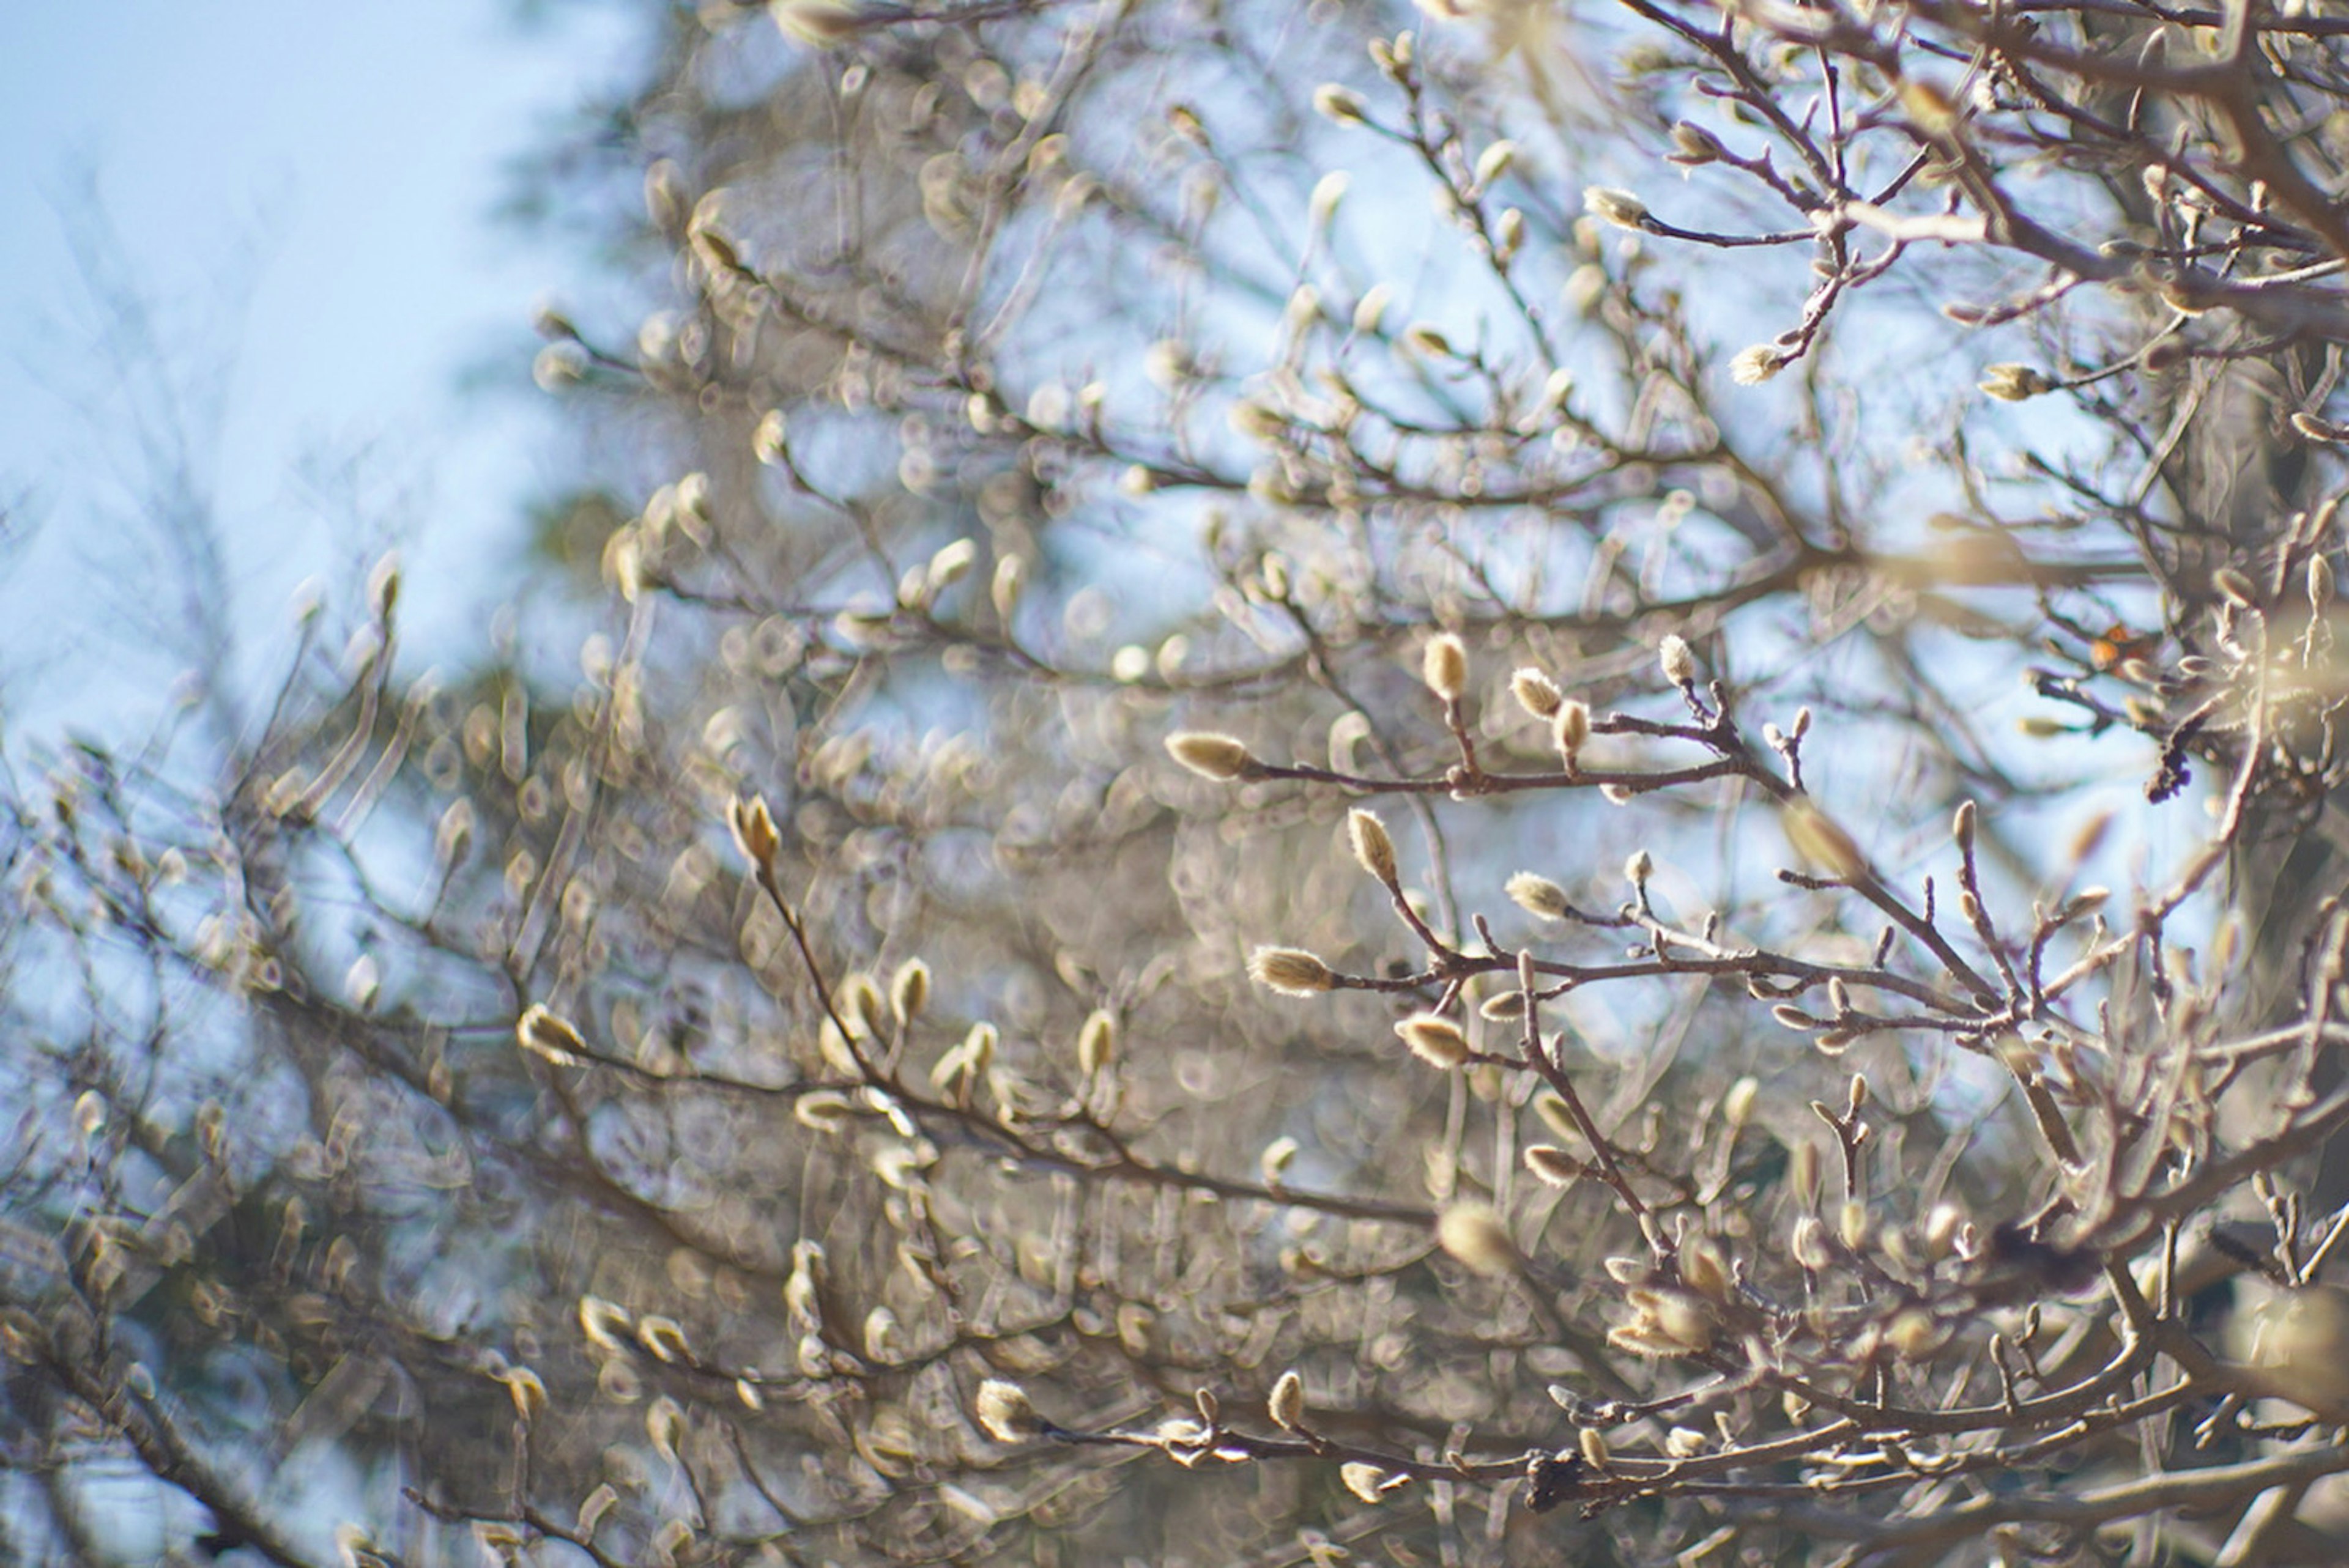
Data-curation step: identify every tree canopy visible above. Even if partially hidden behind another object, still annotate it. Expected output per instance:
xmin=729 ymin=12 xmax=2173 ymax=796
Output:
xmin=13 ymin=0 xmax=2349 ymax=1563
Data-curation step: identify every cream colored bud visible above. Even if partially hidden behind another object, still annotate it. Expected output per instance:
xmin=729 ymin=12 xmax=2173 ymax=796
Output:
xmin=1583 ymin=186 xmax=1650 ymax=229
xmin=890 ymin=959 xmax=932 ymax=1025
xmin=1250 ymin=946 xmax=1336 ymax=996
xmin=1077 ymin=1010 xmax=1117 ymax=1076
xmin=1260 ymin=1136 xmax=1298 ymax=1186
xmin=1783 ymin=799 xmax=1868 ymax=881
xmin=1658 ymin=634 xmax=1698 ymax=686
xmin=1524 ymin=1144 xmax=1580 ymax=1186
xmin=2312 ymin=555 xmax=2336 ymax=613
xmin=1507 ymin=871 xmax=1570 ymax=920
xmin=1625 ymin=849 xmax=1653 ymax=887
xmin=1979 ymin=363 xmax=2055 ymax=402
xmin=2214 ymin=566 xmax=2260 ymax=608
xmin=1579 ymin=1427 xmax=1611 ymax=1469
xmin=1166 ymin=731 xmax=1255 ymax=781
xmin=1678 ymin=1236 xmax=1731 ymax=1304
xmin=991 ymin=554 xmax=1025 ymax=621
xmin=1838 ymin=1200 xmax=1869 ymax=1251
xmin=729 ymin=794 xmax=781 ymax=868
xmin=975 ymin=1378 xmax=1046 ymax=1443
xmin=1553 ymin=699 xmax=1590 ymax=761
xmin=1352 ymin=283 xmax=1393 ymax=335
xmin=1792 ymin=1215 xmax=1831 ymax=1271
xmin=1510 ymin=666 xmax=1564 ymax=720
xmin=1668 ymin=120 xmax=1725 ymax=163
xmin=1341 ymin=1462 xmax=1400 ymax=1501
xmin=1952 ymin=799 xmax=1976 ymax=853
xmin=1474 ymin=139 xmax=1517 ymax=186
xmin=926 ymin=538 xmax=977 ymax=591
xmin=1348 ymin=808 xmax=1399 ymax=884
xmin=1397 ymin=1013 xmax=1471 ymax=1068
xmin=516 ymin=1004 xmax=587 ymax=1066
xmin=1422 ymin=632 xmax=1469 ymax=701
xmin=1730 ymin=344 xmax=1788 ymax=385
xmin=1723 ymin=1076 xmax=1759 ymax=1129
xmin=754 ymin=408 xmax=789 ymax=464
xmin=1437 ymin=1202 xmax=1516 ymax=1276
xmin=1309 ymin=171 xmax=1350 ymax=231
xmin=1269 ymin=1370 xmax=1307 ymax=1430
xmin=1313 ymin=84 xmax=1368 ymax=124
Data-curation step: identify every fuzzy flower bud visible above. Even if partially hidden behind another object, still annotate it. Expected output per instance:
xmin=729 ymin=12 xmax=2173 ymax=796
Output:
xmin=1313 ymin=84 xmax=1368 ymax=124
xmin=1553 ymin=699 xmax=1590 ymax=764
xmin=1436 ymin=1202 xmax=1516 ymax=1276
xmin=1979 ymin=363 xmax=2055 ymax=402
xmin=729 ymin=794 xmax=781 ymax=869
xmin=1348 ymin=808 xmax=1399 ymax=884
xmin=1510 ymin=666 xmax=1563 ymax=720
xmin=1658 ymin=634 xmax=1698 ymax=686
xmin=1506 ymin=871 xmax=1570 ymax=920
xmin=1269 ymin=1370 xmax=1307 ymax=1430
xmin=1396 ymin=1013 xmax=1471 ymax=1068
xmin=1783 ymin=799 xmax=1869 ymax=881
xmin=1165 ymin=731 xmax=1255 ymax=781
xmin=1583 ymin=187 xmax=1650 ymax=229
xmin=1422 ymin=632 xmax=1469 ymax=703
xmin=1250 ymin=946 xmax=1335 ymax=996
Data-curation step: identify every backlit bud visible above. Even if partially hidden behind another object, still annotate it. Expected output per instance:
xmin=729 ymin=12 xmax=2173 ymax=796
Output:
xmin=1250 ymin=947 xmax=1336 ymax=996
xmin=1510 ymin=667 xmax=1564 ymax=720
xmin=1422 ymin=633 xmax=1469 ymax=701
xmin=1507 ymin=872 xmax=1570 ymax=920
xmin=1269 ymin=1370 xmax=1307 ymax=1430
xmin=1165 ymin=731 xmax=1255 ymax=780
xmin=1348 ymin=808 xmax=1399 ymax=884
xmin=1437 ymin=1202 xmax=1516 ymax=1276
xmin=1583 ymin=187 xmax=1649 ymax=229
xmin=1397 ymin=1013 xmax=1471 ymax=1068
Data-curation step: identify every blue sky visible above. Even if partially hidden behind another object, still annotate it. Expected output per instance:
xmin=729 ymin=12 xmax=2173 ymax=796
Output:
xmin=0 ymin=1 xmax=640 ymax=743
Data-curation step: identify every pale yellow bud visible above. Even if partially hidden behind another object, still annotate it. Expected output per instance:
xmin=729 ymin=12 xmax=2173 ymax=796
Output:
xmin=1077 ymin=1010 xmax=1117 ymax=1076
xmin=1249 ymin=946 xmax=1336 ymax=996
xmin=1269 ymin=1369 xmax=1307 ymax=1430
xmin=1783 ymin=799 xmax=1868 ymax=881
xmin=1422 ymin=632 xmax=1469 ymax=702
xmin=1979 ymin=363 xmax=2055 ymax=402
xmin=1165 ymin=731 xmax=1255 ymax=781
xmin=1436 ymin=1202 xmax=1516 ymax=1276
xmin=1348 ymin=808 xmax=1399 ymax=884
xmin=1396 ymin=1013 xmax=1471 ymax=1068
xmin=890 ymin=959 xmax=931 ymax=1024
xmin=1583 ymin=186 xmax=1649 ymax=229
xmin=728 ymin=794 xmax=781 ymax=868
xmin=1524 ymin=1144 xmax=1580 ymax=1186
xmin=1506 ymin=871 xmax=1570 ymax=920
xmin=1553 ymin=699 xmax=1590 ymax=763
xmin=1510 ymin=666 xmax=1563 ymax=720
xmin=1313 ymin=84 xmax=1368 ymax=124
xmin=1658 ymin=634 xmax=1698 ymax=686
